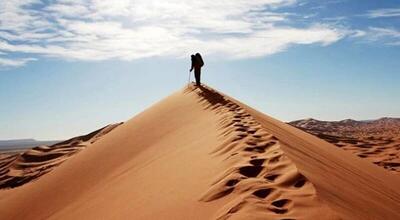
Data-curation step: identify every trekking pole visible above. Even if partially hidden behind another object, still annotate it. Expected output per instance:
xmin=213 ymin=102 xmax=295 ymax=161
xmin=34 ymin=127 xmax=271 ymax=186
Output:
xmin=188 ymin=70 xmax=191 ymax=85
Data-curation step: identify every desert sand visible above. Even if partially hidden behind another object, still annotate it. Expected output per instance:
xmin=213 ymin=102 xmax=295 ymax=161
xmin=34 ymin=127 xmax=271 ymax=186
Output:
xmin=0 ymin=123 xmax=121 ymax=189
xmin=290 ymin=118 xmax=400 ymax=173
xmin=0 ymin=84 xmax=399 ymax=220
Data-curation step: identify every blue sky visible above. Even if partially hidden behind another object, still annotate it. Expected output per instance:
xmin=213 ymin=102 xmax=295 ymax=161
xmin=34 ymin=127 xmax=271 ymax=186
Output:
xmin=0 ymin=0 xmax=399 ymax=140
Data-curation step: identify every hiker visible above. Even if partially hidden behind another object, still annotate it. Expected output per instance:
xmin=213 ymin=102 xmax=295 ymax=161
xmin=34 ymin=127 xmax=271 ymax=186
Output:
xmin=190 ymin=53 xmax=204 ymax=86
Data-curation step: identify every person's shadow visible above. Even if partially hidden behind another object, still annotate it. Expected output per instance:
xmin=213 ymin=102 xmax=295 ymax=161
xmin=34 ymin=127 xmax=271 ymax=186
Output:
xmin=185 ymin=84 xmax=230 ymax=111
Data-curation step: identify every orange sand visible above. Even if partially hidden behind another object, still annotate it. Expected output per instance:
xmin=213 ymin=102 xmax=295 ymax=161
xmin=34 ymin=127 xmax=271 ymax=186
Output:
xmin=290 ymin=118 xmax=400 ymax=173
xmin=0 ymin=123 xmax=121 ymax=189
xmin=0 ymin=85 xmax=399 ymax=220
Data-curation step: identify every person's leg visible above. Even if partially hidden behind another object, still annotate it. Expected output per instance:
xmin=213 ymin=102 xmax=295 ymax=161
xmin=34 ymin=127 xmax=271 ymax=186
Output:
xmin=195 ymin=69 xmax=201 ymax=86
xmin=198 ymin=68 xmax=201 ymax=85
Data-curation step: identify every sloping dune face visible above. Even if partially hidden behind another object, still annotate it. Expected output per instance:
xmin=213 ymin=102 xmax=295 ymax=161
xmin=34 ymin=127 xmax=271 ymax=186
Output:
xmin=238 ymin=106 xmax=400 ymax=219
xmin=0 ymin=85 xmax=399 ymax=220
xmin=0 ymin=123 xmax=121 ymax=189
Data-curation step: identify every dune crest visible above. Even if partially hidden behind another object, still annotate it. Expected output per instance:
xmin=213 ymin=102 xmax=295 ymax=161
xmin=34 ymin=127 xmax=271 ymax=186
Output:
xmin=190 ymin=87 xmax=338 ymax=219
xmin=0 ymin=84 xmax=399 ymax=220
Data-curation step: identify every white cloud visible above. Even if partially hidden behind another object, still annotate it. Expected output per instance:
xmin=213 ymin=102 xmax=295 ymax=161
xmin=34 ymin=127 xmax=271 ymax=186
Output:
xmin=366 ymin=8 xmax=400 ymax=18
xmin=0 ymin=0 xmax=347 ymax=67
xmin=44 ymin=3 xmax=91 ymax=18
xmin=195 ymin=24 xmax=344 ymax=59
xmin=0 ymin=0 xmax=47 ymax=32
xmin=367 ymin=27 xmax=400 ymax=45
xmin=368 ymin=27 xmax=400 ymax=38
xmin=350 ymin=27 xmax=400 ymax=46
xmin=349 ymin=30 xmax=367 ymax=38
xmin=0 ymin=57 xmax=36 ymax=67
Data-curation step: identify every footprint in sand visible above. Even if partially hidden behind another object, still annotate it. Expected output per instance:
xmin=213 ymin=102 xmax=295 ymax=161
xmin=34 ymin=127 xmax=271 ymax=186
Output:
xmin=243 ymin=146 xmax=266 ymax=153
xmin=225 ymin=179 xmax=240 ymax=187
xmin=265 ymin=174 xmax=280 ymax=182
xmin=269 ymin=155 xmax=282 ymax=164
xmin=249 ymin=158 xmax=265 ymax=166
xmin=293 ymin=177 xmax=307 ymax=188
xmin=238 ymin=165 xmax=264 ymax=178
xmin=252 ymin=188 xmax=273 ymax=199
xmin=269 ymin=199 xmax=292 ymax=214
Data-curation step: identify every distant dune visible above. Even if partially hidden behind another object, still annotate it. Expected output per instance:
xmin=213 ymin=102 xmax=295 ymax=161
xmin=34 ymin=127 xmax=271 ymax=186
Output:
xmin=0 ymin=123 xmax=121 ymax=189
xmin=0 ymin=85 xmax=399 ymax=220
xmin=289 ymin=118 xmax=400 ymax=173
xmin=0 ymin=139 xmax=61 ymax=152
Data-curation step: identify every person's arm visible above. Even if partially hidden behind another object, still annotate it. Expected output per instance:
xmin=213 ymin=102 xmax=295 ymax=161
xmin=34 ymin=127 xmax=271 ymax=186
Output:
xmin=190 ymin=61 xmax=194 ymax=72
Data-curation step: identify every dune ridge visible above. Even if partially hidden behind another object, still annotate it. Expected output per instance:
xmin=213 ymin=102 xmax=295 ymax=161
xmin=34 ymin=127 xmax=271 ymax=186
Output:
xmin=232 ymin=99 xmax=400 ymax=219
xmin=190 ymin=86 xmax=338 ymax=219
xmin=0 ymin=84 xmax=399 ymax=220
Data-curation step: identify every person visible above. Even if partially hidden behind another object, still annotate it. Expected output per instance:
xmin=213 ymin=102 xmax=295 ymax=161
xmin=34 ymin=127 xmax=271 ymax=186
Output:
xmin=190 ymin=53 xmax=204 ymax=86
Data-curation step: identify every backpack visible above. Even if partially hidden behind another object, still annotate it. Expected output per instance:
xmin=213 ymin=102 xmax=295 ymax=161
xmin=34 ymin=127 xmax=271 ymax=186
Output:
xmin=195 ymin=53 xmax=204 ymax=67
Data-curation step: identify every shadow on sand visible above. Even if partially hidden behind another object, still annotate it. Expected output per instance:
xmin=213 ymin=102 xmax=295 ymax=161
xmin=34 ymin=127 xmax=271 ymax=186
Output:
xmin=185 ymin=84 xmax=230 ymax=111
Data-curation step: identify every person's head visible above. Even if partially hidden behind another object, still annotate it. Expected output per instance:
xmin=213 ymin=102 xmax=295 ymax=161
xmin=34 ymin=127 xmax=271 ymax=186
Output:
xmin=191 ymin=54 xmax=195 ymax=60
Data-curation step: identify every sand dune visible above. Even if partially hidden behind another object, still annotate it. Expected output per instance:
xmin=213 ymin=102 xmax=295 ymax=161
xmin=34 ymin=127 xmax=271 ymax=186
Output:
xmin=0 ymin=123 xmax=121 ymax=189
xmin=0 ymin=139 xmax=61 ymax=152
xmin=1 ymin=84 xmax=399 ymax=220
xmin=289 ymin=118 xmax=400 ymax=173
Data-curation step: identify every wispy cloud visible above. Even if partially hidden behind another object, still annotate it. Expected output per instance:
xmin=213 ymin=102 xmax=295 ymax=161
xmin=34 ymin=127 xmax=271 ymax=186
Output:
xmin=364 ymin=27 xmax=400 ymax=45
xmin=348 ymin=27 xmax=400 ymax=46
xmin=0 ymin=57 xmax=36 ymax=67
xmin=0 ymin=0 xmax=347 ymax=67
xmin=366 ymin=8 xmax=400 ymax=18
xmin=307 ymin=0 xmax=346 ymax=11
